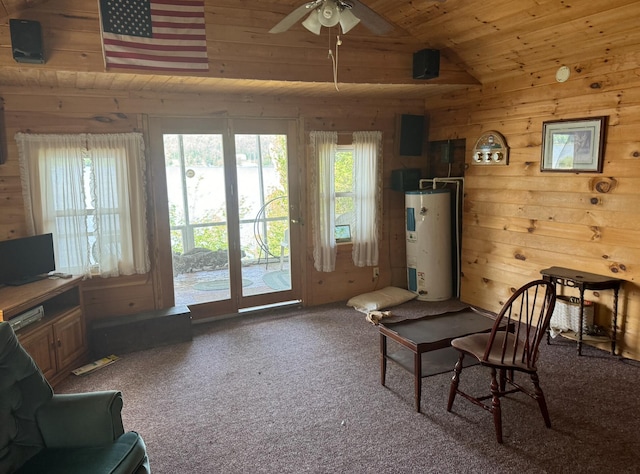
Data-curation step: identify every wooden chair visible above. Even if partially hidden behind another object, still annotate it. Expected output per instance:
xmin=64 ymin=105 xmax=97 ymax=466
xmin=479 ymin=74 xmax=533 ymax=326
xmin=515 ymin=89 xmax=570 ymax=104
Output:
xmin=446 ymin=280 xmax=556 ymax=443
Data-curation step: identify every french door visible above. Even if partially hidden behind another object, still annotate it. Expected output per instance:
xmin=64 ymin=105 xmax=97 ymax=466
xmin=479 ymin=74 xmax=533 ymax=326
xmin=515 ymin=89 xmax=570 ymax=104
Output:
xmin=149 ymin=117 xmax=302 ymax=319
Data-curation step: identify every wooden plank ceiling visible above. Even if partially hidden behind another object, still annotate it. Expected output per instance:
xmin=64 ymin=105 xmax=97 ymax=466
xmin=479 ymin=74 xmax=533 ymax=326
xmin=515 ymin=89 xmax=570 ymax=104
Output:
xmin=0 ymin=0 xmax=639 ymax=99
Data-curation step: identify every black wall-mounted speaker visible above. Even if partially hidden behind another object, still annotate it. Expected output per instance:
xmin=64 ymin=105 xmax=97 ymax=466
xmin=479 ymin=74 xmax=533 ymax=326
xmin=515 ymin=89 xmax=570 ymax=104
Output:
xmin=10 ymin=19 xmax=45 ymax=64
xmin=391 ymin=168 xmax=421 ymax=192
xmin=398 ymin=114 xmax=425 ymax=156
xmin=413 ymin=49 xmax=440 ymax=80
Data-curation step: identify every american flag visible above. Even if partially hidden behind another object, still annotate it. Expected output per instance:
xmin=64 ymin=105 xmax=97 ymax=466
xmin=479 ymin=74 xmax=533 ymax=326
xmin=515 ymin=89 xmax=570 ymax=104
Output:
xmin=99 ymin=0 xmax=209 ymax=72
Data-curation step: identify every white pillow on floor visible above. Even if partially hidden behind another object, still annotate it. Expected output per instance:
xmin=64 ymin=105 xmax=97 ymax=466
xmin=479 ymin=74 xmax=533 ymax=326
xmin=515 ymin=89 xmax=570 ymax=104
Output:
xmin=346 ymin=286 xmax=417 ymax=313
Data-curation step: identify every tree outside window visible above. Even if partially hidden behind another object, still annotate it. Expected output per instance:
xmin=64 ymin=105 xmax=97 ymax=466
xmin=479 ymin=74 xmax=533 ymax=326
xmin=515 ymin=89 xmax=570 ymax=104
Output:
xmin=335 ymin=145 xmax=354 ymax=231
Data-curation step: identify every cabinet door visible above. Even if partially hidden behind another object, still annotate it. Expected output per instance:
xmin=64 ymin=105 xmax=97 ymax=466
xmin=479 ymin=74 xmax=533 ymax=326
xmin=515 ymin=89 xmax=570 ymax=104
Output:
xmin=18 ymin=325 xmax=57 ymax=381
xmin=53 ymin=308 xmax=86 ymax=370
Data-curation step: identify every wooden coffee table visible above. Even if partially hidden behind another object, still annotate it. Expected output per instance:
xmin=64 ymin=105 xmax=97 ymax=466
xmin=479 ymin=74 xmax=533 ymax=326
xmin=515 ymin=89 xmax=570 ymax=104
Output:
xmin=379 ymin=308 xmax=500 ymax=413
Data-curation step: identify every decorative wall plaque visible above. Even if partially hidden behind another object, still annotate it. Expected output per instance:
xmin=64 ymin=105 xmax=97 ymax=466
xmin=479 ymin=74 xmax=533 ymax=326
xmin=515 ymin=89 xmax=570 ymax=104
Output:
xmin=471 ymin=131 xmax=509 ymax=166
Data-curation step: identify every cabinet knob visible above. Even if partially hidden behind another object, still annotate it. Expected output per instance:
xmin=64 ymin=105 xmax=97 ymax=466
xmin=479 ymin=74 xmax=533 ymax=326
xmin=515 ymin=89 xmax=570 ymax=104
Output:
xmin=57 ymin=339 xmax=62 ymax=347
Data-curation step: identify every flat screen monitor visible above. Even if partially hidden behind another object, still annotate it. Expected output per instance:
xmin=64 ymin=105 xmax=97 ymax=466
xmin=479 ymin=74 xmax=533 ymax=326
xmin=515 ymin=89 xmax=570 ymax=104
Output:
xmin=0 ymin=233 xmax=56 ymax=286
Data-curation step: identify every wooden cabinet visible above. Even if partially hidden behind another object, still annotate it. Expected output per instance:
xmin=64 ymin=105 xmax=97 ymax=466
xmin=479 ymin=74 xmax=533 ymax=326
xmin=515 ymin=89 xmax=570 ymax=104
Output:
xmin=19 ymin=323 xmax=57 ymax=381
xmin=0 ymin=276 xmax=88 ymax=387
xmin=52 ymin=308 xmax=86 ymax=369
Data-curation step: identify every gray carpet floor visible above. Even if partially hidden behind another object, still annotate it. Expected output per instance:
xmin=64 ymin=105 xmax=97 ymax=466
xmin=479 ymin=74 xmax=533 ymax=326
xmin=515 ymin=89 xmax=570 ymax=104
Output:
xmin=58 ymin=300 xmax=640 ymax=473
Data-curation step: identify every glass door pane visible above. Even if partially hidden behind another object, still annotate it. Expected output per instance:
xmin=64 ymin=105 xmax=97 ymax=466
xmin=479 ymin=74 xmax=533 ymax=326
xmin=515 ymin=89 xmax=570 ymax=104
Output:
xmin=235 ymin=134 xmax=291 ymax=296
xmin=164 ymin=133 xmax=232 ymax=304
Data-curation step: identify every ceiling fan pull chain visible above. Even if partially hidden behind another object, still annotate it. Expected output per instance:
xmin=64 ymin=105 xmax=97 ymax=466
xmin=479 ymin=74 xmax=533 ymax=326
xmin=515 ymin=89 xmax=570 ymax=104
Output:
xmin=327 ymin=47 xmax=337 ymax=85
xmin=333 ymin=34 xmax=341 ymax=91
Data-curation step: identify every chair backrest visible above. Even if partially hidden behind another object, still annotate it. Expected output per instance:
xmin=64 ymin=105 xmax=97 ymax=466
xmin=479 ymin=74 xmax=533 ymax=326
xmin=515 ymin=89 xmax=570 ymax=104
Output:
xmin=483 ymin=280 xmax=556 ymax=369
xmin=0 ymin=322 xmax=53 ymax=473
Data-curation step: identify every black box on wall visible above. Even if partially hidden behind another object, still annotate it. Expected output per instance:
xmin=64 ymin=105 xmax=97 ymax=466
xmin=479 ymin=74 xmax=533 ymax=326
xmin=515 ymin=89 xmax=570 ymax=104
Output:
xmin=397 ymin=114 xmax=426 ymax=157
xmin=391 ymin=168 xmax=421 ymax=192
xmin=10 ymin=19 xmax=45 ymax=64
xmin=413 ymin=49 xmax=440 ymax=80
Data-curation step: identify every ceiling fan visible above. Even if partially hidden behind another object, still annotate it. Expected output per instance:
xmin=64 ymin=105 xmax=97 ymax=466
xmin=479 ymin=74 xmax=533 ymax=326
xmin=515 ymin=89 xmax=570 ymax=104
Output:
xmin=269 ymin=0 xmax=394 ymax=36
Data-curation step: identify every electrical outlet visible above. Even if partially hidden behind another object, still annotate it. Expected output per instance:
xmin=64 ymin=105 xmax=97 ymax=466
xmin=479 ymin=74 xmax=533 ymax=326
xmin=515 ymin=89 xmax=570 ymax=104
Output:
xmin=373 ymin=267 xmax=379 ymax=279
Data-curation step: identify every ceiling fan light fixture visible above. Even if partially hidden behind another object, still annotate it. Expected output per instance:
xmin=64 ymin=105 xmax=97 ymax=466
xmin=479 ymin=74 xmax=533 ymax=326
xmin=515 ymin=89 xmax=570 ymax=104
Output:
xmin=339 ymin=8 xmax=360 ymax=33
xmin=269 ymin=0 xmax=393 ymax=36
xmin=302 ymin=10 xmax=323 ymax=35
xmin=318 ymin=0 xmax=340 ymax=27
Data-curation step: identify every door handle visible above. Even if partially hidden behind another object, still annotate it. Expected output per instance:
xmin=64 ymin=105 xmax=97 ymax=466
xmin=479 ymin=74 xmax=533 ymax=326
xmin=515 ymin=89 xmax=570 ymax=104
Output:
xmin=291 ymin=218 xmax=304 ymax=225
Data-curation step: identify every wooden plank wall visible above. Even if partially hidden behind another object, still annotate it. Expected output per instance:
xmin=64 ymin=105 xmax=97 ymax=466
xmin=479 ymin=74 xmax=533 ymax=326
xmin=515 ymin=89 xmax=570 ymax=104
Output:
xmin=0 ymin=86 xmax=424 ymax=322
xmin=0 ymin=0 xmax=476 ymax=90
xmin=426 ymin=58 xmax=640 ymax=360
xmin=303 ymin=112 xmax=427 ymax=305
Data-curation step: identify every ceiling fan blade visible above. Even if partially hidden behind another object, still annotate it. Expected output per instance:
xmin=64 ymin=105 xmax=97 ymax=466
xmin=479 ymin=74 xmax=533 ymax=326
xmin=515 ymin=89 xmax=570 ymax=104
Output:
xmin=269 ymin=1 xmax=322 ymax=34
xmin=347 ymin=0 xmax=394 ymax=35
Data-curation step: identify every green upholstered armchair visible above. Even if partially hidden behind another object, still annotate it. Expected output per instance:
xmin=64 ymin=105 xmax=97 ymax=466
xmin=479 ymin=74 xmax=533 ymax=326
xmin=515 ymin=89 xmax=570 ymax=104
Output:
xmin=0 ymin=322 xmax=150 ymax=474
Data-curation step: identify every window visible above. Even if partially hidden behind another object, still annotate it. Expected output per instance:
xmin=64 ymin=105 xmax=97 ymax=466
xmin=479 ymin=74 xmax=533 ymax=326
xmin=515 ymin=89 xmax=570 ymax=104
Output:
xmin=334 ymin=145 xmax=354 ymax=234
xmin=16 ymin=133 xmax=149 ymax=278
xmin=310 ymin=131 xmax=381 ymax=272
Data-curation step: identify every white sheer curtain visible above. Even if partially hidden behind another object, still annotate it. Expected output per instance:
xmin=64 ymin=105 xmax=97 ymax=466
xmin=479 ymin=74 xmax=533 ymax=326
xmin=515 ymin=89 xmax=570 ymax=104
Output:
xmin=310 ymin=131 xmax=337 ymax=272
xmin=16 ymin=132 xmax=150 ymax=278
xmin=352 ymin=131 xmax=382 ymax=267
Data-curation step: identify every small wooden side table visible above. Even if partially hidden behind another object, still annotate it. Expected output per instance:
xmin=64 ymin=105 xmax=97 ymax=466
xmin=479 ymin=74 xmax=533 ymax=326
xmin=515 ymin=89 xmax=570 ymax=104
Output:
xmin=540 ymin=266 xmax=623 ymax=356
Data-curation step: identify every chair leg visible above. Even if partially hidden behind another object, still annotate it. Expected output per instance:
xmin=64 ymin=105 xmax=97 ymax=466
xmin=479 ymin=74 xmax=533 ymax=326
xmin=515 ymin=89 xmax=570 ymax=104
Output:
xmin=498 ymin=368 xmax=506 ymax=392
xmin=531 ymin=372 xmax=552 ymax=428
xmin=447 ymin=352 xmax=464 ymax=411
xmin=490 ymin=367 xmax=503 ymax=443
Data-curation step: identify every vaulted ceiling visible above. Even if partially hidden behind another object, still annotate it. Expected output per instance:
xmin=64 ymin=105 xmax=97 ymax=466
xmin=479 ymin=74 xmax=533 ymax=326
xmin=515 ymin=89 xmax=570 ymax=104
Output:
xmin=1 ymin=0 xmax=639 ymax=99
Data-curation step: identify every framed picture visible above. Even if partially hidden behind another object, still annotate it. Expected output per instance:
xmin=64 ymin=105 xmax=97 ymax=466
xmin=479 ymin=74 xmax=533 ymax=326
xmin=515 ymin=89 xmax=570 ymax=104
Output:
xmin=541 ymin=116 xmax=607 ymax=172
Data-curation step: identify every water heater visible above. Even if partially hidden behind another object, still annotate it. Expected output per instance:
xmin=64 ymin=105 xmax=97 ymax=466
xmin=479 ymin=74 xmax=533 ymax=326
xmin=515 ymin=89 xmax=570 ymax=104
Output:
xmin=405 ymin=189 xmax=452 ymax=301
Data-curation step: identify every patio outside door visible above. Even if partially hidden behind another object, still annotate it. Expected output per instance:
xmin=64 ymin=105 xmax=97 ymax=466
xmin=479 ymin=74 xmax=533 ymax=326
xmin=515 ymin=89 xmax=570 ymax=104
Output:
xmin=149 ymin=117 xmax=302 ymax=319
